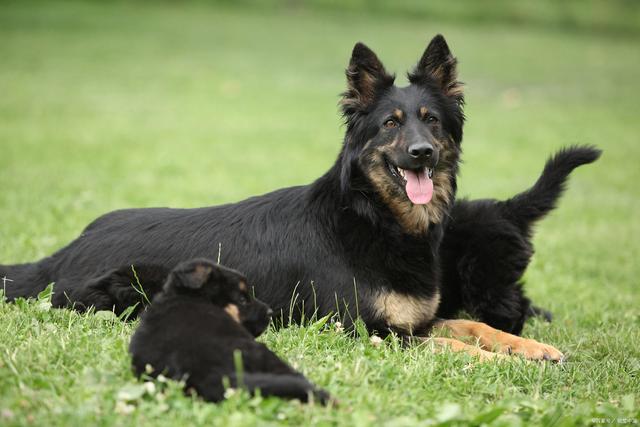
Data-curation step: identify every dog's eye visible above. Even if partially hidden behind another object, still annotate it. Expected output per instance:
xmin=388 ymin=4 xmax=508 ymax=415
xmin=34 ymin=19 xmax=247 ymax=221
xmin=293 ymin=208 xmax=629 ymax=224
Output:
xmin=383 ymin=119 xmax=397 ymax=129
xmin=427 ymin=115 xmax=439 ymax=124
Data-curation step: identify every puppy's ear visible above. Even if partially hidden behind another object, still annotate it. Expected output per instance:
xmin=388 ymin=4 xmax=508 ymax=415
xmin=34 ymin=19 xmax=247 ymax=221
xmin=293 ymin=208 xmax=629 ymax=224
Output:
xmin=165 ymin=261 xmax=214 ymax=292
xmin=341 ymin=42 xmax=395 ymax=119
xmin=408 ymin=34 xmax=463 ymax=103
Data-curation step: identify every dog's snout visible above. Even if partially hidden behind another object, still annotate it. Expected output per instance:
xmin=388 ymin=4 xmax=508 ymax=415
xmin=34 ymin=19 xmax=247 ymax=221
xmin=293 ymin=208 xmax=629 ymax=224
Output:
xmin=408 ymin=142 xmax=433 ymax=159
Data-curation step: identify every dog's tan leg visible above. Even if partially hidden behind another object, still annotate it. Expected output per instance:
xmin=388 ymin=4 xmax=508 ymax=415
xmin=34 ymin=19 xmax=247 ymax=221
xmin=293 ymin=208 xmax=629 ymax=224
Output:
xmin=425 ymin=337 xmax=506 ymax=362
xmin=433 ymin=319 xmax=564 ymax=362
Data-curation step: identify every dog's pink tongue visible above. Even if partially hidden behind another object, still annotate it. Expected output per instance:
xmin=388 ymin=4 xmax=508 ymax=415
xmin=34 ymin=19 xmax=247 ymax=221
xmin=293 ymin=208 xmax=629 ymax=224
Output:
xmin=405 ymin=169 xmax=433 ymax=204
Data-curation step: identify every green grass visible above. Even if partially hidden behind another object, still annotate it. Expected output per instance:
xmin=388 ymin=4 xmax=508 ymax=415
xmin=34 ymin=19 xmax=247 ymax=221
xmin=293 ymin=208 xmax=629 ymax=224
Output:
xmin=1 ymin=1 xmax=639 ymax=425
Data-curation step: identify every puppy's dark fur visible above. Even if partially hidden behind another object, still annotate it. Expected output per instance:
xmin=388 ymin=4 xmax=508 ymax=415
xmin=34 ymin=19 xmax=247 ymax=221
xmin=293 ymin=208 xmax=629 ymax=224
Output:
xmin=438 ymin=147 xmax=601 ymax=334
xmin=129 ymin=258 xmax=331 ymax=404
xmin=1 ymin=35 xmax=599 ymax=340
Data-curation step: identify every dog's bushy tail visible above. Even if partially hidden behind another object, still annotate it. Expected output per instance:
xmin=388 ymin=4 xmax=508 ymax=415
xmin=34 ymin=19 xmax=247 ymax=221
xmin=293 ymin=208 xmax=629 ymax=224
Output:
xmin=501 ymin=145 xmax=601 ymax=233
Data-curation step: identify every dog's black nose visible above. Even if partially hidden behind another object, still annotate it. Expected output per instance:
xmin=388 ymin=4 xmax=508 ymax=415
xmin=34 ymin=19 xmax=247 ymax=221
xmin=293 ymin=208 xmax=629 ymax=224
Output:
xmin=408 ymin=142 xmax=433 ymax=159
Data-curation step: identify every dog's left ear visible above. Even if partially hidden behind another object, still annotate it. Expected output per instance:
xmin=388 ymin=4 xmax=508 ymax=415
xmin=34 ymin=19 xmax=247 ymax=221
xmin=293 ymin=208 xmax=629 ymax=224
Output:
xmin=165 ymin=261 xmax=214 ymax=291
xmin=341 ymin=42 xmax=395 ymax=119
xmin=408 ymin=34 xmax=463 ymax=103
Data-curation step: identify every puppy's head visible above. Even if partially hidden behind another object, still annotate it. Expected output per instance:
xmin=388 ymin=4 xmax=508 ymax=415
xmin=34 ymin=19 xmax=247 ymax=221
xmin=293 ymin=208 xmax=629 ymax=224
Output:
xmin=164 ymin=258 xmax=272 ymax=337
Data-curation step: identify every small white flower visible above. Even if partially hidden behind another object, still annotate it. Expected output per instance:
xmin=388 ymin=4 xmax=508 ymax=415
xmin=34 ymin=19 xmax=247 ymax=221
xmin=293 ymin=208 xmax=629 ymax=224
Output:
xmin=143 ymin=381 xmax=156 ymax=395
xmin=462 ymin=363 xmax=474 ymax=372
xmin=224 ymin=388 xmax=237 ymax=399
xmin=115 ymin=401 xmax=135 ymax=415
xmin=334 ymin=322 xmax=344 ymax=333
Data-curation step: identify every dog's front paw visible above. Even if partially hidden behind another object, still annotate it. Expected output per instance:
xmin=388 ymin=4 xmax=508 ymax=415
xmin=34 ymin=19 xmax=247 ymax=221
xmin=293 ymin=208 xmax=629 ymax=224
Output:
xmin=500 ymin=338 xmax=564 ymax=362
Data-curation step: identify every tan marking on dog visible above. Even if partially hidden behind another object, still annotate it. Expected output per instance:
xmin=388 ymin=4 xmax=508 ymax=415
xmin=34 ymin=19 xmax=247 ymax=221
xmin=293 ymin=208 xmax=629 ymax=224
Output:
xmin=433 ymin=319 xmax=564 ymax=362
xmin=372 ymin=290 xmax=440 ymax=334
xmin=424 ymin=337 xmax=506 ymax=362
xmin=224 ymin=304 xmax=241 ymax=323
xmin=341 ymin=69 xmax=380 ymax=113
xmin=392 ymin=109 xmax=404 ymax=121
xmin=426 ymin=57 xmax=464 ymax=100
xmin=363 ymin=144 xmax=455 ymax=234
xmin=390 ymin=135 xmax=404 ymax=148
xmin=419 ymin=106 xmax=429 ymax=119
xmin=238 ymin=281 xmax=247 ymax=292
xmin=359 ymin=71 xmax=378 ymax=104
xmin=339 ymin=96 xmax=358 ymax=115
xmin=192 ymin=265 xmax=212 ymax=284
xmin=427 ymin=167 xmax=454 ymax=223
xmin=446 ymin=81 xmax=465 ymax=99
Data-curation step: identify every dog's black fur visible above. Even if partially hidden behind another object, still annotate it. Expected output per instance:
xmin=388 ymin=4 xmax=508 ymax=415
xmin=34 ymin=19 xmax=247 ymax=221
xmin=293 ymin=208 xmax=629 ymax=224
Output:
xmin=438 ymin=146 xmax=601 ymax=334
xmin=129 ymin=258 xmax=331 ymax=404
xmin=2 ymin=35 xmax=462 ymax=338
xmin=50 ymin=263 xmax=170 ymax=317
xmin=1 ymin=35 xmax=599 ymax=339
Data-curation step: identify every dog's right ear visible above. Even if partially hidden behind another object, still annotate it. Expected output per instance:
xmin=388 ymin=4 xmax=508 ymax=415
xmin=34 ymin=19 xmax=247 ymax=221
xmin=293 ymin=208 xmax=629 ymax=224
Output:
xmin=340 ymin=43 xmax=395 ymax=120
xmin=408 ymin=34 xmax=463 ymax=103
xmin=164 ymin=261 xmax=214 ymax=292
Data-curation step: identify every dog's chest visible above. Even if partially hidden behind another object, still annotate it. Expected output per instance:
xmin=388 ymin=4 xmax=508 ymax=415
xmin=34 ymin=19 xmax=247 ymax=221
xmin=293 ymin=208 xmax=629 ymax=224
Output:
xmin=371 ymin=289 xmax=440 ymax=334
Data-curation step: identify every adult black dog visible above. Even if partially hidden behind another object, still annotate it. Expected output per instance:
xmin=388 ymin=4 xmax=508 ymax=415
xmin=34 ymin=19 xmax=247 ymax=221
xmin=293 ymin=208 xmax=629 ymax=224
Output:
xmin=2 ymin=35 xmax=594 ymax=360
xmin=129 ymin=258 xmax=331 ymax=404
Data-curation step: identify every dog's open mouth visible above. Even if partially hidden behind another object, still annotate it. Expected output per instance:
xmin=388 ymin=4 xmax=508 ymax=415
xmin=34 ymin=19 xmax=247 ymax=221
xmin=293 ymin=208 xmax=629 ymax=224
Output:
xmin=387 ymin=161 xmax=434 ymax=205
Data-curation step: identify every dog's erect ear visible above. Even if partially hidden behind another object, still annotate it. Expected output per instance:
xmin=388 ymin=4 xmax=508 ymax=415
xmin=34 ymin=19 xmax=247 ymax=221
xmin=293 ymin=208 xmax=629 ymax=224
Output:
xmin=341 ymin=42 xmax=395 ymax=118
xmin=165 ymin=261 xmax=214 ymax=291
xmin=408 ymin=35 xmax=463 ymax=103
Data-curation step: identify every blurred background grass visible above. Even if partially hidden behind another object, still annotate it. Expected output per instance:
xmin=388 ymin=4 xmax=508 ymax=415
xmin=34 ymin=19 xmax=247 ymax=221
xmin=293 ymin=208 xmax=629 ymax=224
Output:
xmin=1 ymin=1 xmax=639 ymax=424
xmin=225 ymin=0 xmax=640 ymax=35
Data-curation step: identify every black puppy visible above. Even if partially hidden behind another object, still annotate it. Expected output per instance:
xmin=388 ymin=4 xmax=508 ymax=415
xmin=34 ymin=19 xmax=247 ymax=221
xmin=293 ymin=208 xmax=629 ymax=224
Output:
xmin=129 ymin=258 xmax=331 ymax=404
xmin=438 ymin=146 xmax=601 ymax=334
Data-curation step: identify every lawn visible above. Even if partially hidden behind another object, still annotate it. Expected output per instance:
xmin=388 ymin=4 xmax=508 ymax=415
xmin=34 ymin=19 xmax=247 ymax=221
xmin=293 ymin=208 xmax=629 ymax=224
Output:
xmin=1 ymin=1 xmax=639 ymax=425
